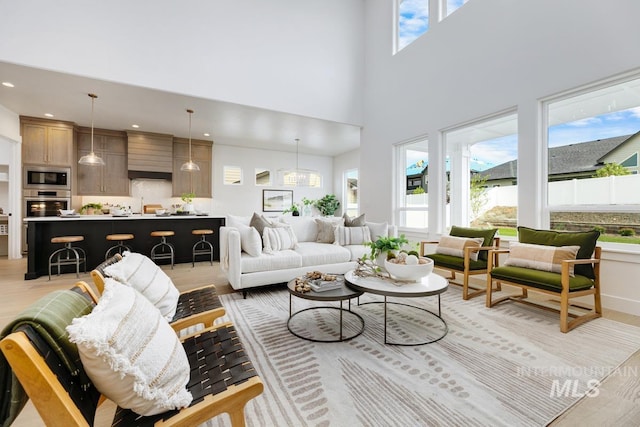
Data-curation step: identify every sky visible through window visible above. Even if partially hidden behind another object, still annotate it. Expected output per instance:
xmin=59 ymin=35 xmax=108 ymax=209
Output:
xmin=398 ymin=0 xmax=469 ymax=51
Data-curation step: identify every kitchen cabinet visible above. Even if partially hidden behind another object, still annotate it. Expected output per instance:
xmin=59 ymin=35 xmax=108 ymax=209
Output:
xmin=21 ymin=117 xmax=75 ymax=167
xmin=76 ymin=128 xmax=129 ymax=196
xmin=172 ymin=138 xmax=212 ymax=198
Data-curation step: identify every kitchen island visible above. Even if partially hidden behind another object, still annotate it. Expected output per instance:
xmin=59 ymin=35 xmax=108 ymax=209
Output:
xmin=24 ymin=214 xmax=225 ymax=280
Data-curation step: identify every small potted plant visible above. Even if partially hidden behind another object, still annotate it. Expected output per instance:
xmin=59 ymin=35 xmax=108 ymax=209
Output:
xmin=283 ymin=203 xmax=300 ymax=216
xmin=301 ymin=197 xmax=315 ymax=216
xmin=80 ymin=202 xmax=103 ymax=215
xmin=365 ymin=234 xmax=409 ymax=267
xmin=181 ymin=192 xmax=195 ymax=212
xmin=314 ymin=194 xmax=340 ymax=216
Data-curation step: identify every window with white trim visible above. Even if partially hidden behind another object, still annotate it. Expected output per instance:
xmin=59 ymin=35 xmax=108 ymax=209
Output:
xmin=344 ymin=169 xmax=359 ymax=217
xmin=395 ymin=138 xmax=429 ymax=229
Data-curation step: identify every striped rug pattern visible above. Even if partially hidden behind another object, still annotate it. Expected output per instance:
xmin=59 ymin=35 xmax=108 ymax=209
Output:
xmin=203 ymin=287 xmax=640 ymax=427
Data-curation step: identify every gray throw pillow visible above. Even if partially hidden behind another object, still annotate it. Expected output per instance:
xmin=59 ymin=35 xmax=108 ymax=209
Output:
xmin=343 ymin=213 xmax=366 ymax=227
xmin=250 ymin=212 xmax=273 ymax=236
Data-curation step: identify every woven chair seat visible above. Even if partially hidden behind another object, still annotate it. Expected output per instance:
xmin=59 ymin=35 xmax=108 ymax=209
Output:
xmin=172 ymin=287 xmax=224 ymax=323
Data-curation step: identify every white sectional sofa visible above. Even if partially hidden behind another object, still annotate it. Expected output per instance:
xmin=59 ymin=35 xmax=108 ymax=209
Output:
xmin=219 ymin=215 xmax=397 ymax=296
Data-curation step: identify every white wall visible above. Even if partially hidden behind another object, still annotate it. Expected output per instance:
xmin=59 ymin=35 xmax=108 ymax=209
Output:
xmin=0 ymin=0 xmax=364 ymax=126
xmin=362 ymin=0 xmax=640 ymax=314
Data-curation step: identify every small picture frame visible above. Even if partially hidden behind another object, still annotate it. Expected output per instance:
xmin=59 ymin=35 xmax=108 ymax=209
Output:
xmin=263 ymin=189 xmax=293 ymax=212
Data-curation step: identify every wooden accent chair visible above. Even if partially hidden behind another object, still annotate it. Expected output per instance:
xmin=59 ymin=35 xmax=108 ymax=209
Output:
xmin=91 ymin=254 xmax=226 ymax=332
xmin=421 ymin=226 xmax=501 ymax=300
xmin=486 ymin=226 xmax=602 ymax=333
xmin=0 ymin=282 xmax=263 ymax=427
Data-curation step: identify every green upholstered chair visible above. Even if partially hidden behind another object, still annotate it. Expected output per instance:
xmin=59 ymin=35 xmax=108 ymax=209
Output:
xmin=486 ymin=226 xmax=602 ymax=333
xmin=421 ymin=226 xmax=501 ymax=300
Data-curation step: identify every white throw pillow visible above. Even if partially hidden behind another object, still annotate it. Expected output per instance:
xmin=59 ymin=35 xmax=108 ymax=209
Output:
xmin=66 ymin=278 xmax=192 ymax=416
xmin=334 ymin=225 xmax=372 ymax=246
xmin=505 ymin=242 xmax=580 ymax=276
xmin=226 ymin=214 xmax=251 ymax=228
xmin=236 ymin=223 xmax=262 ymax=257
xmin=365 ymin=221 xmax=389 ymax=241
xmin=435 ymin=235 xmax=485 ymax=261
xmin=103 ymin=251 xmax=180 ymax=321
xmin=263 ymin=225 xmax=298 ymax=253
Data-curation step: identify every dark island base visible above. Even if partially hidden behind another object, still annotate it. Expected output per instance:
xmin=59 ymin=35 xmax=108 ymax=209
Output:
xmin=25 ymin=217 xmax=225 ymax=280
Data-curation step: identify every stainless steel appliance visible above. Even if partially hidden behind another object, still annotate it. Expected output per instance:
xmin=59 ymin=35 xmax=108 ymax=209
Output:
xmin=22 ymin=189 xmax=72 ymax=253
xmin=23 ymin=166 xmax=71 ymax=191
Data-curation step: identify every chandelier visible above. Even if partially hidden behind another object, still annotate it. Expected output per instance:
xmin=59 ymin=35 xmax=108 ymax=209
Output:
xmin=278 ymin=138 xmax=318 ymax=187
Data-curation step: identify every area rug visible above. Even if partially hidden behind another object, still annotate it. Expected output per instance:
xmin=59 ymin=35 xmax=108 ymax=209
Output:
xmin=205 ymin=287 xmax=640 ymax=427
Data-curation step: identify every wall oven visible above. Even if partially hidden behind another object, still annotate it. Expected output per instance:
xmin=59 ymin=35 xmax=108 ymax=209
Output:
xmin=23 ymin=190 xmax=71 ymax=217
xmin=24 ymin=166 xmax=71 ymax=191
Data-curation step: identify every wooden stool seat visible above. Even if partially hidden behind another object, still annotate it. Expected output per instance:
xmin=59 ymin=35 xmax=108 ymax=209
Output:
xmin=192 ymin=229 xmax=214 ymax=266
xmin=105 ymin=234 xmax=135 ymax=259
xmin=48 ymin=236 xmax=86 ymax=280
xmin=150 ymin=230 xmax=175 ymax=268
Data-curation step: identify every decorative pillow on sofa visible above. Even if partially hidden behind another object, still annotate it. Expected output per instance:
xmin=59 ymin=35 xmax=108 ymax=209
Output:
xmin=366 ymin=221 xmax=389 ymax=241
xmin=236 ymin=223 xmax=262 ymax=257
xmin=250 ymin=212 xmax=274 ymax=237
xmin=263 ymin=225 xmax=298 ymax=253
xmin=334 ymin=225 xmax=372 ymax=246
xmin=343 ymin=213 xmax=366 ymax=227
xmin=505 ymin=242 xmax=580 ymax=276
xmin=226 ymin=214 xmax=251 ymax=228
xmin=315 ymin=217 xmax=344 ymax=243
xmin=435 ymin=235 xmax=485 ymax=261
xmin=517 ymin=226 xmax=600 ymax=279
xmin=66 ymin=278 xmax=192 ymax=416
xmin=103 ymin=252 xmax=179 ymax=321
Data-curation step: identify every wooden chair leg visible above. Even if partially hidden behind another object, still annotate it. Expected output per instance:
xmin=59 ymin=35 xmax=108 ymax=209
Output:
xmin=560 ymin=290 xmax=570 ymax=333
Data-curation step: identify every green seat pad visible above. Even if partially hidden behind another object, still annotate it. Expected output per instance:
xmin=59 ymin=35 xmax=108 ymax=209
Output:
xmin=490 ymin=265 xmax=595 ymax=292
xmin=426 ymin=253 xmax=488 ymax=271
xmin=517 ymin=226 xmax=599 ymax=279
xmin=449 ymin=226 xmax=498 ymax=261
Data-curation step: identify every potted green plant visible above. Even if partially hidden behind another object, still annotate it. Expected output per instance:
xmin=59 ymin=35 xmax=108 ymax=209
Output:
xmin=80 ymin=202 xmax=103 ymax=215
xmin=282 ymin=203 xmax=300 ymax=216
xmin=181 ymin=192 xmax=195 ymax=212
xmin=301 ymin=197 xmax=315 ymax=216
xmin=314 ymin=194 xmax=340 ymax=216
xmin=365 ymin=234 xmax=409 ymax=267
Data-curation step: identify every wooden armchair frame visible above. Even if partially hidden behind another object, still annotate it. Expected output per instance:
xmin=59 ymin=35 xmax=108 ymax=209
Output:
xmin=486 ymin=247 xmax=602 ymax=333
xmin=421 ymin=237 xmax=501 ymax=300
xmin=91 ymin=254 xmax=226 ymax=333
xmin=1 ymin=282 xmax=263 ymax=427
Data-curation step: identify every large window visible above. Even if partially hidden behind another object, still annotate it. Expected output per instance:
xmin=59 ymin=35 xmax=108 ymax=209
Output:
xmin=445 ymin=112 xmax=518 ymax=229
xmin=445 ymin=0 xmax=470 ymax=17
xmin=344 ymin=169 xmax=359 ymax=217
xmin=544 ymin=75 xmax=640 ymax=246
xmin=395 ymin=138 xmax=429 ymax=228
xmin=396 ymin=0 xmax=428 ymax=52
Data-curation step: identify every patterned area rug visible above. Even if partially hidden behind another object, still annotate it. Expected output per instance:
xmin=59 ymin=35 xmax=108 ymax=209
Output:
xmin=206 ymin=287 xmax=640 ymax=427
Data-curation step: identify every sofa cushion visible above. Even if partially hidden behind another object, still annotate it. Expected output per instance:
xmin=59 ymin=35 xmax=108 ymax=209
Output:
xmin=490 ymin=265 xmax=595 ymax=292
xmin=435 ymin=235 xmax=485 ymax=261
xmin=426 ymin=253 xmax=488 ymax=271
xmin=280 ymin=216 xmax=319 ymax=242
xmin=334 ymin=225 xmax=372 ymax=246
xmin=449 ymin=226 xmax=498 ymax=261
xmin=263 ymin=225 xmax=298 ymax=253
xmin=241 ymin=250 xmax=302 ymax=273
xmin=226 ymin=214 xmax=251 ymax=228
xmin=315 ymin=217 xmax=344 ymax=243
xmin=517 ymin=226 xmax=600 ymax=279
xmin=67 ymin=278 xmax=192 ymax=416
xmin=295 ymin=242 xmax=351 ymax=266
xmin=343 ymin=213 xmax=366 ymax=226
xmin=366 ymin=221 xmax=389 ymax=241
xmin=505 ymin=242 xmax=580 ymax=276
xmin=236 ymin=223 xmax=262 ymax=257
xmin=342 ymin=244 xmax=371 ymax=261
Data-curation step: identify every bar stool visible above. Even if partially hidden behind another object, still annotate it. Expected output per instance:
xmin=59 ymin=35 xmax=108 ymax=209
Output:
xmin=192 ymin=229 xmax=214 ymax=266
xmin=105 ymin=233 xmax=134 ymax=259
xmin=150 ymin=230 xmax=175 ymax=269
xmin=48 ymin=236 xmax=86 ymax=280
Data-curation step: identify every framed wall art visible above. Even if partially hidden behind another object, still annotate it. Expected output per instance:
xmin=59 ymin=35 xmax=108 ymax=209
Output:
xmin=263 ymin=189 xmax=293 ymax=212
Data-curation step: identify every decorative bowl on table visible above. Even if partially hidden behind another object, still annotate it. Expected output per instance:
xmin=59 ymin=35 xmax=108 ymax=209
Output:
xmin=384 ymin=256 xmax=434 ymax=281
xmin=155 ymin=208 xmax=166 ymax=215
xmin=59 ymin=209 xmax=75 ymax=216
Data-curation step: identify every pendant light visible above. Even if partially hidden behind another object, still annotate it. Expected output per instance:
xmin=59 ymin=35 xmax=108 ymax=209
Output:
xmin=78 ymin=93 xmax=105 ymax=166
xmin=180 ymin=108 xmax=200 ymax=172
xmin=278 ymin=138 xmax=317 ymax=187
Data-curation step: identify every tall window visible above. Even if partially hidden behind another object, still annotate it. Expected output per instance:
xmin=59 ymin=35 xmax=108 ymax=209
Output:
xmin=445 ymin=112 xmax=518 ymax=229
xmin=396 ymin=0 xmax=429 ymax=52
xmin=395 ymin=139 xmax=429 ymax=228
xmin=445 ymin=0 xmax=470 ymax=17
xmin=545 ymin=75 xmax=640 ymax=246
xmin=344 ymin=169 xmax=359 ymax=217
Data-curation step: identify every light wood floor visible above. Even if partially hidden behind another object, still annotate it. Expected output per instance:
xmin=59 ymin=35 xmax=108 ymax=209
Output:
xmin=1 ymin=258 xmax=638 ymax=426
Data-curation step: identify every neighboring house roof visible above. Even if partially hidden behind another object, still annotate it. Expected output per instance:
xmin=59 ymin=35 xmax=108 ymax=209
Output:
xmin=476 ymin=134 xmax=632 ymax=181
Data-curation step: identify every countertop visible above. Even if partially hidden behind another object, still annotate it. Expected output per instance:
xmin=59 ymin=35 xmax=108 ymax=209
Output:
xmin=24 ymin=214 xmax=222 ymax=222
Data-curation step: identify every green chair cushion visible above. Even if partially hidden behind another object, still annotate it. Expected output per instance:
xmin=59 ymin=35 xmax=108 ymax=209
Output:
xmin=517 ymin=226 xmax=599 ymax=279
xmin=449 ymin=226 xmax=498 ymax=261
xmin=426 ymin=253 xmax=488 ymax=271
xmin=490 ymin=265 xmax=595 ymax=292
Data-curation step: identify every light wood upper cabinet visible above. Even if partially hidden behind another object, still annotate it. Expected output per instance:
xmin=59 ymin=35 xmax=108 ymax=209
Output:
xmin=172 ymin=138 xmax=212 ymax=198
xmin=76 ymin=128 xmax=129 ymax=196
xmin=21 ymin=117 xmax=74 ymax=166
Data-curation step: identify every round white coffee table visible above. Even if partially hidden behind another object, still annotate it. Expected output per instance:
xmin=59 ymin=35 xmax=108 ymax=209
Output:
xmin=344 ymin=270 xmax=448 ymax=345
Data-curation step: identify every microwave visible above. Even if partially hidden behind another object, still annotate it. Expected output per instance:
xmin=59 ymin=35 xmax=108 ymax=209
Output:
xmin=24 ymin=166 xmax=71 ymax=190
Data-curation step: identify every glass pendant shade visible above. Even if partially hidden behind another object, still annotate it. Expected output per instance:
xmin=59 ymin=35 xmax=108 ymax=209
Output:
xmin=180 ymin=109 xmax=200 ymax=172
xmin=79 ymin=93 xmax=105 ymax=166
xmin=277 ymin=138 xmax=317 ymax=187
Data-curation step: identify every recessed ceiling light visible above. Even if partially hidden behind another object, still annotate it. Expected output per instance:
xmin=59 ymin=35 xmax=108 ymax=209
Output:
xmin=1 ymin=82 xmax=14 ymax=88
xmin=203 ymin=133 xmax=210 ymax=137
xmin=44 ymin=113 xmax=54 ymax=118
xmin=131 ymin=124 xmax=140 ymax=128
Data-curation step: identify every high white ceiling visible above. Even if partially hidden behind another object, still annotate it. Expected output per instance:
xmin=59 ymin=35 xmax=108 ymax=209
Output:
xmin=0 ymin=61 xmax=361 ymax=157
